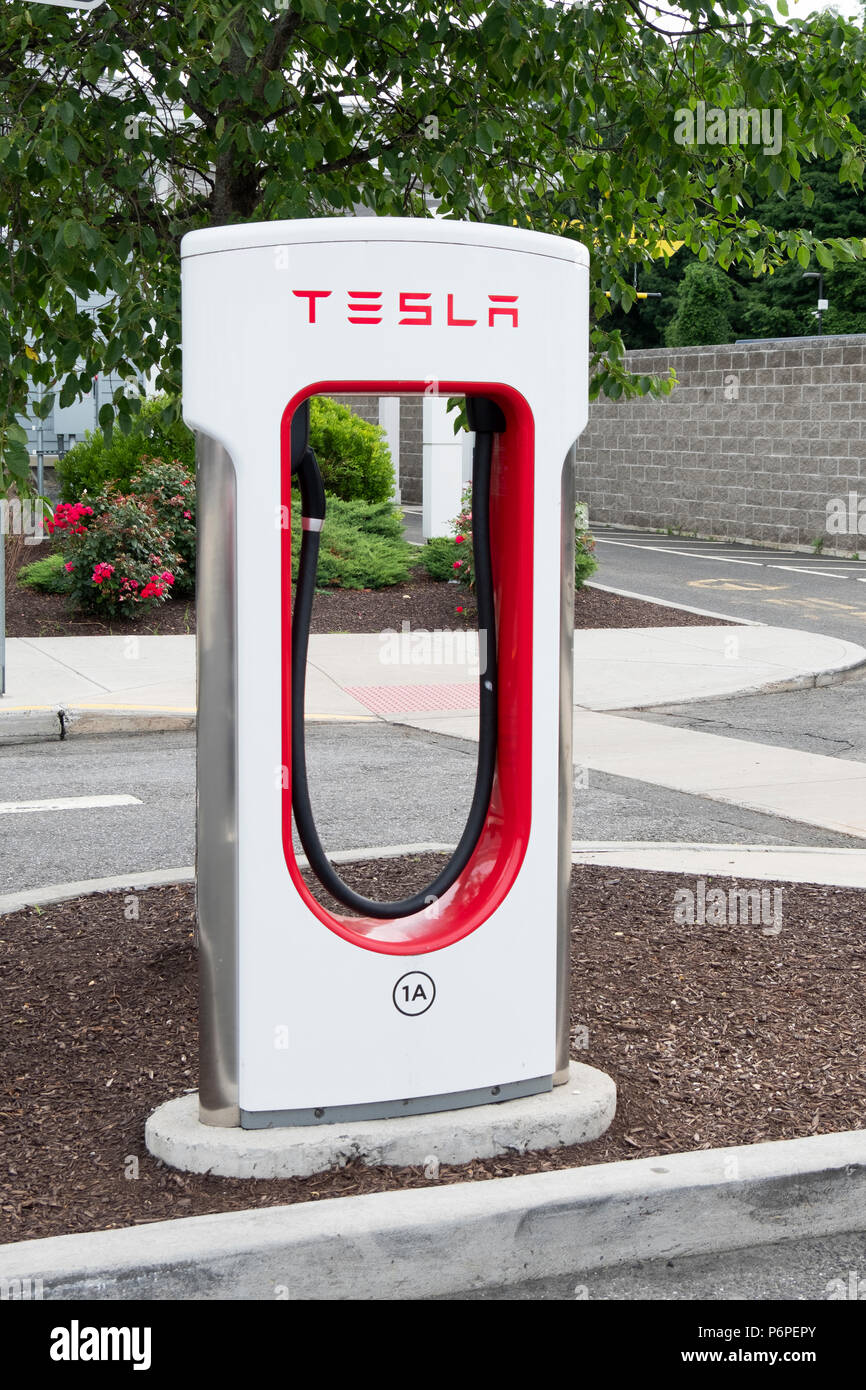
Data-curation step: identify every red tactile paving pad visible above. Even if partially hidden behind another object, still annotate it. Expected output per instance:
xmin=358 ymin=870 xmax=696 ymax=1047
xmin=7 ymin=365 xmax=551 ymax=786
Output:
xmin=344 ymin=682 xmax=480 ymax=715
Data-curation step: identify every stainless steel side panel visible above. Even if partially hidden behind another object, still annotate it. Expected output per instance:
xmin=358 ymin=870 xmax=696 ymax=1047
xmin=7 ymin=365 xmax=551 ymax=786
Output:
xmin=555 ymin=446 xmax=576 ymax=1081
xmin=195 ymin=433 xmax=240 ymax=1125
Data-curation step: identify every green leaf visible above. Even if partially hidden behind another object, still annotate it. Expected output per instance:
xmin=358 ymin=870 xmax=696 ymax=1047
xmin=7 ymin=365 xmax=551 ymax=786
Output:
xmin=797 ymin=244 xmax=811 ymax=269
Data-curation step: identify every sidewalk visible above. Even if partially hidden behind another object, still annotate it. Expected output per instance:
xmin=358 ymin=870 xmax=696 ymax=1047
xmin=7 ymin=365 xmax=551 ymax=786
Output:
xmin=2 ymin=623 xmax=862 ymax=728
xmin=2 ymin=624 xmax=866 ymax=838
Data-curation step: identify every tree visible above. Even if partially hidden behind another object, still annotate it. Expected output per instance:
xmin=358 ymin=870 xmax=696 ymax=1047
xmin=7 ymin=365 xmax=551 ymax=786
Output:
xmin=665 ymin=261 xmax=735 ymax=346
xmin=2 ymin=0 xmax=866 ymax=486
xmin=607 ymin=91 xmax=866 ymax=348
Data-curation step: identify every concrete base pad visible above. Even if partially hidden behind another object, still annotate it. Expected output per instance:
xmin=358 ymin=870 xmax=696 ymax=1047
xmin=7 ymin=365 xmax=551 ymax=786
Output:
xmin=145 ymin=1062 xmax=616 ymax=1179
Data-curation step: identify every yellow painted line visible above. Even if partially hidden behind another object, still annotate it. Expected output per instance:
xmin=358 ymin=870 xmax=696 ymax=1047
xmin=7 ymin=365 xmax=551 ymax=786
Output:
xmin=0 ymin=705 xmax=373 ymax=722
xmin=0 ymin=704 xmax=60 ymax=712
xmin=71 ymin=703 xmax=196 ymax=713
xmin=305 ymin=713 xmax=377 ymax=722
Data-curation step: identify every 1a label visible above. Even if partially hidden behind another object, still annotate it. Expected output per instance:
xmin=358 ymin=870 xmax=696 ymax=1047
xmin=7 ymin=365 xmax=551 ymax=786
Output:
xmin=393 ymin=971 xmax=435 ymax=1016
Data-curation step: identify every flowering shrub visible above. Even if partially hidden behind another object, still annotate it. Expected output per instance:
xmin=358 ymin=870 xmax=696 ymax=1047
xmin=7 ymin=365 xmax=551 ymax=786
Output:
xmin=128 ymin=457 xmax=196 ymax=595
xmin=449 ymin=487 xmax=475 ymax=588
xmin=45 ymin=502 xmax=94 ymax=536
xmin=57 ymin=490 xmax=183 ymax=618
xmin=422 ymin=488 xmax=597 ymax=591
xmin=419 ymin=488 xmax=474 ymax=587
xmin=575 ymin=523 xmax=598 ymax=588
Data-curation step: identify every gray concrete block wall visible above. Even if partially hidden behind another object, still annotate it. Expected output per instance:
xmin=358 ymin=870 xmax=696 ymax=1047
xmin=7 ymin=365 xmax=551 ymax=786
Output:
xmin=574 ymin=335 xmax=866 ymax=548
xmin=398 ymin=396 xmax=423 ymax=504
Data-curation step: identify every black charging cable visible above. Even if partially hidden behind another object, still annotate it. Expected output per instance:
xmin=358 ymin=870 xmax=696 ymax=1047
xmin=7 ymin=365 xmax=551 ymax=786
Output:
xmin=290 ymin=396 xmax=505 ymax=919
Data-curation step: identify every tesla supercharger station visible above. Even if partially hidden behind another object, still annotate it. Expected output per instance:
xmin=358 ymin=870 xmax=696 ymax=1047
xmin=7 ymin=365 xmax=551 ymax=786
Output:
xmin=182 ymin=218 xmax=588 ymax=1129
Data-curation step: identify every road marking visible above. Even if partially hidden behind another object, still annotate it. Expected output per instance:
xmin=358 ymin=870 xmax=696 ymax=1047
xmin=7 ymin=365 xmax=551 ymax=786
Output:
xmin=689 ymin=578 xmax=787 ymax=593
xmin=596 ymin=539 xmax=763 ymax=565
xmin=768 ymin=566 xmax=849 ymax=579
xmin=597 ymin=536 xmax=866 ymax=574
xmin=0 ymin=794 xmax=142 ymax=816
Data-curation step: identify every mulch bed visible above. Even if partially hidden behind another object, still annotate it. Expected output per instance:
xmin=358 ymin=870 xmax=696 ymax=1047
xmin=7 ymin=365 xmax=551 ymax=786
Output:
xmin=4 ymin=543 xmax=729 ymax=638
xmin=1 ymin=856 xmax=862 ymax=1242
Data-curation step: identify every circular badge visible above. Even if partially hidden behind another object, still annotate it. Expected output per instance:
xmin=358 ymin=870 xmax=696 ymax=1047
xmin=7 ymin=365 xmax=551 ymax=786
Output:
xmin=393 ymin=971 xmax=436 ymax=1016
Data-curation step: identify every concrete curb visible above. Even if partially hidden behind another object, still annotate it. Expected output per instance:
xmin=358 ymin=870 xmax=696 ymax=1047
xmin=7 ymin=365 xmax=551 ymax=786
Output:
xmin=622 ymin=655 xmax=866 ymax=712
xmin=0 ymin=703 xmax=195 ymax=744
xmin=0 ymin=847 xmax=455 ymax=916
xmin=0 ymin=866 xmax=196 ymax=916
xmin=6 ymin=835 xmax=866 ymax=915
xmin=570 ymin=841 xmax=866 ymax=888
xmin=586 ymin=586 xmax=866 ymax=699
xmin=1 ymin=1129 xmax=864 ymax=1300
xmin=585 ymin=581 xmax=765 ymax=626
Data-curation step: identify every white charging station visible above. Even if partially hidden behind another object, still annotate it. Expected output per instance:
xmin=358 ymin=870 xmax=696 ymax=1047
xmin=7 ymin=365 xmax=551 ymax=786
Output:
xmin=180 ymin=218 xmax=590 ymax=1131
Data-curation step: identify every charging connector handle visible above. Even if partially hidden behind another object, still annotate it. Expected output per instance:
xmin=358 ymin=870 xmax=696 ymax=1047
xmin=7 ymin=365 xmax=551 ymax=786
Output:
xmin=290 ymin=396 xmax=504 ymax=920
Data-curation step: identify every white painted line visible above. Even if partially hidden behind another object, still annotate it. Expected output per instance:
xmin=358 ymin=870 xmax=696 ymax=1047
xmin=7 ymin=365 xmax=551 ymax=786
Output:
xmin=595 ymin=539 xmax=763 ymax=566
xmin=0 ymin=794 xmax=141 ymax=816
xmin=585 ymin=582 xmax=763 ymax=625
xmin=768 ymin=566 xmax=848 ymax=579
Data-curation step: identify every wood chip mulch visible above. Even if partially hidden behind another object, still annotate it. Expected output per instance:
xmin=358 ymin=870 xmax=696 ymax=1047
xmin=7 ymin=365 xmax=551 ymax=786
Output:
xmin=4 ymin=542 xmax=730 ymax=638
xmin=1 ymin=857 xmax=862 ymax=1243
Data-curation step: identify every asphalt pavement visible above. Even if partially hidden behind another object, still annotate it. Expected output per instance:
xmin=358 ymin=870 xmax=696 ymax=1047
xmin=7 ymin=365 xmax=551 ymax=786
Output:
xmin=592 ymin=526 xmax=866 ymax=644
xmin=1 ymin=721 xmax=864 ymax=895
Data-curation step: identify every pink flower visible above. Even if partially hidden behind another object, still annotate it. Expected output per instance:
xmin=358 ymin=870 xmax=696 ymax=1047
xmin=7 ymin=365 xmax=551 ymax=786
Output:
xmin=452 ymin=560 xmax=462 ymax=569
xmin=64 ymin=562 xmax=74 ymax=573
xmin=159 ymin=571 xmax=175 ymax=585
xmin=183 ymin=511 xmax=192 ymax=519
xmin=91 ymin=562 xmax=115 ymax=585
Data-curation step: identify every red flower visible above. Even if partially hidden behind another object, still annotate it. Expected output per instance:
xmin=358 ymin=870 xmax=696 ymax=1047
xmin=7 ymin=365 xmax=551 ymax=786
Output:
xmin=455 ymin=534 xmax=465 ymax=543
xmin=64 ymin=562 xmax=74 ymax=573
xmin=455 ymin=605 xmax=464 ymax=613
xmin=91 ymin=562 xmax=115 ymax=585
xmin=452 ymin=560 xmax=462 ymax=569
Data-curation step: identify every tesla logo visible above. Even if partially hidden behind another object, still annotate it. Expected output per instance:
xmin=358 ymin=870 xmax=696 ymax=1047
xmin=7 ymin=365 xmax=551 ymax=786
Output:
xmin=292 ymin=290 xmax=519 ymax=327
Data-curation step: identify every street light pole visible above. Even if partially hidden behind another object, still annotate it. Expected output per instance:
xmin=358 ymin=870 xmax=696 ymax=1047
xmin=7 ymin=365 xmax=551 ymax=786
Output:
xmin=802 ymin=270 xmax=826 ymax=336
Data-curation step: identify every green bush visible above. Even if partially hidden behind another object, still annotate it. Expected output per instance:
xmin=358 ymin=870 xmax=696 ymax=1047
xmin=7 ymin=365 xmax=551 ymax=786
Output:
xmin=574 ymin=501 xmax=597 ymax=588
xmin=308 ymin=397 xmax=395 ymax=504
xmin=58 ymin=490 xmax=184 ymax=618
xmin=291 ymin=494 xmax=412 ymax=589
xmin=420 ymin=536 xmax=463 ymax=582
xmin=421 ymin=490 xmax=598 ymax=590
xmin=575 ymin=528 xmax=598 ymax=588
xmin=17 ymin=551 xmax=71 ymax=594
xmin=57 ymin=395 xmax=195 ymax=500
xmin=418 ymin=486 xmax=473 ymax=588
xmin=128 ymin=456 xmax=196 ymax=595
